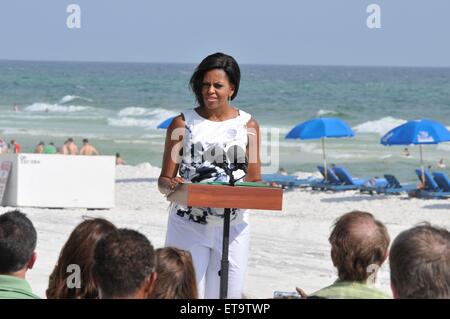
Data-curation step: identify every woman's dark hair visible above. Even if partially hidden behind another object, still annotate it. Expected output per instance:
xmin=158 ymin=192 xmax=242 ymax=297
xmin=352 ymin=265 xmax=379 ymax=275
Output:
xmin=149 ymin=247 xmax=198 ymax=299
xmin=46 ymin=217 xmax=117 ymax=299
xmin=189 ymin=52 xmax=241 ymax=107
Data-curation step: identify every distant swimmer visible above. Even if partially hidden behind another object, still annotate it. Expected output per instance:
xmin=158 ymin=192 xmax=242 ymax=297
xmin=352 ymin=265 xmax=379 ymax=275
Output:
xmin=79 ymin=138 xmax=99 ymax=155
xmin=403 ymin=148 xmax=410 ymax=157
xmin=66 ymin=137 xmax=79 ymax=155
xmin=34 ymin=141 xmax=45 ymax=154
xmin=437 ymin=158 xmax=446 ymax=169
xmin=115 ymin=152 xmax=126 ymax=165
xmin=12 ymin=104 xmax=20 ymax=112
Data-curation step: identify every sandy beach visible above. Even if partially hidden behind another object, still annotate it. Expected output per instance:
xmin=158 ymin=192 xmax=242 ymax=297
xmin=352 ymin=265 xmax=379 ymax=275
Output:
xmin=1 ymin=163 xmax=449 ymax=299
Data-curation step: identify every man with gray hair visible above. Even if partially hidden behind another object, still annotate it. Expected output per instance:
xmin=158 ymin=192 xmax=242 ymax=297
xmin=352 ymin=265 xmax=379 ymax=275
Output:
xmin=305 ymin=210 xmax=391 ymax=299
xmin=390 ymin=223 xmax=450 ymax=299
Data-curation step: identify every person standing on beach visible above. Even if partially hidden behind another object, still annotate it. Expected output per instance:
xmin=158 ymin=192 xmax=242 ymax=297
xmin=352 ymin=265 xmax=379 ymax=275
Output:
xmin=66 ymin=138 xmax=79 ymax=155
xmin=34 ymin=141 xmax=45 ymax=154
xmin=80 ymin=138 xmax=99 ymax=155
xmin=158 ymin=52 xmax=261 ymax=299
xmin=60 ymin=140 xmax=69 ymax=154
xmin=115 ymin=153 xmax=126 ymax=165
xmin=10 ymin=140 xmax=21 ymax=154
xmin=43 ymin=142 xmax=58 ymax=154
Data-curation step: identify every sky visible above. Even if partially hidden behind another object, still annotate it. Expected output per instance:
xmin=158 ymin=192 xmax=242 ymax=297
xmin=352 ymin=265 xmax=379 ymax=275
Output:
xmin=0 ymin=0 xmax=449 ymax=67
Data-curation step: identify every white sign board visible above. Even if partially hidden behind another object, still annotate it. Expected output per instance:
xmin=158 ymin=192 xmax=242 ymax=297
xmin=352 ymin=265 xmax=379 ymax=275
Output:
xmin=0 ymin=154 xmax=115 ymax=209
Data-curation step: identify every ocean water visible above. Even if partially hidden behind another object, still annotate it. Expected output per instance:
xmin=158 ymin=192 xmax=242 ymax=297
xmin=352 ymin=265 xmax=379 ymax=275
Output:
xmin=1 ymin=60 xmax=450 ymax=182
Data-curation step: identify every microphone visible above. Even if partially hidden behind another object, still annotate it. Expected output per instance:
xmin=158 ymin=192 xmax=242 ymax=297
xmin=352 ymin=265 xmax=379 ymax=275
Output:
xmin=206 ymin=146 xmax=228 ymax=170
xmin=226 ymin=145 xmax=248 ymax=173
xmin=190 ymin=166 xmax=219 ymax=183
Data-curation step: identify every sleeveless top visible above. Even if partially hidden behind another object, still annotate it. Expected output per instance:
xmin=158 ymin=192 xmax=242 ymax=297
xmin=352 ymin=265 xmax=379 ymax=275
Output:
xmin=169 ymin=107 xmax=252 ymax=226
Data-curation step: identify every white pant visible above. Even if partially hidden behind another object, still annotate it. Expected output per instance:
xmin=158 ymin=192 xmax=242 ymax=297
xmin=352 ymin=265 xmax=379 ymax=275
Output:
xmin=165 ymin=212 xmax=250 ymax=299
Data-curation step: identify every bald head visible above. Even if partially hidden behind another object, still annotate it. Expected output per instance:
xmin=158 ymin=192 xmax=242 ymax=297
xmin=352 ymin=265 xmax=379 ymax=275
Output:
xmin=329 ymin=211 xmax=390 ymax=282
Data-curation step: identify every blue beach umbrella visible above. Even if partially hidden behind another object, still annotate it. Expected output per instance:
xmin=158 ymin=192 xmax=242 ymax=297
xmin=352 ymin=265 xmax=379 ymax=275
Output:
xmin=157 ymin=116 xmax=176 ymax=129
xmin=286 ymin=118 xmax=355 ymax=178
xmin=381 ymin=119 xmax=450 ymax=182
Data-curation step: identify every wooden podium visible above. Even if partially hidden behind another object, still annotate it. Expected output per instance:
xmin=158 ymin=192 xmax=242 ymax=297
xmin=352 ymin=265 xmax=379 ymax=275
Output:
xmin=167 ymin=182 xmax=283 ymax=299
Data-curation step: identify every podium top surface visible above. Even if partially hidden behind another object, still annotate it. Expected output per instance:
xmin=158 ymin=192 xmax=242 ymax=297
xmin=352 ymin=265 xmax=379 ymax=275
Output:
xmin=167 ymin=182 xmax=283 ymax=211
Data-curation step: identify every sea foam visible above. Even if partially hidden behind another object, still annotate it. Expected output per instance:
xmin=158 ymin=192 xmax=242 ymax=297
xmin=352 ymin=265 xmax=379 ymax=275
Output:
xmin=118 ymin=106 xmax=177 ymax=118
xmin=25 ymin=103 xmax=91 ymax=113
xmin=59 ymin=95 xmax=93 ymax=104
xmin=353 ymin=117 xmax=406 ymax=136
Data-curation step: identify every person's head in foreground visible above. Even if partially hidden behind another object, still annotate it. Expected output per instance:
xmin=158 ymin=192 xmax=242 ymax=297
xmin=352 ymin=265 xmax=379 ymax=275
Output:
xmin=330 ymin=211 xmax=390 ymax=283
xmin=82 ymin=138 xmax=88 ymax=145
xmin=389 ymin=223 xmax=450 ymax=299
xmin=46 ymin=217 xmax=117 ymax=299
xmin=310 ymin=210 xmax=391 ymax=299
xmin=93 ymin=228 xmax=157 ymax=299
xmin=0 ymin=210 xmax=39 ymax=299
xmin=148 ymin=247 xmax=198 ymax=299
xmin=190 ymin=52 xmax=240 ymax=110
xmin=0 ymin=210 xmax=37 ymax=276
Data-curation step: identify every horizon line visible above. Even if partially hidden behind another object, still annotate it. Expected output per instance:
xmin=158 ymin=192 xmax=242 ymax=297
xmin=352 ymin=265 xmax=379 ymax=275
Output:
xmin=1 ymin=58 xmax=449 ymax=70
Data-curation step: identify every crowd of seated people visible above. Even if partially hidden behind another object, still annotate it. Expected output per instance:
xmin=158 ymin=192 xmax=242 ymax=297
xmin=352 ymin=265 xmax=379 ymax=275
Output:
xmin=0 ymin=209 xmax=448 ymax=299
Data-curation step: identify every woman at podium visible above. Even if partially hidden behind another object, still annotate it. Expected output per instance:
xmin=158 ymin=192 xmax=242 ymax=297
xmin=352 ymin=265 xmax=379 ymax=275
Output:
xmin=158 ymin=52 xmax=261 ymax=299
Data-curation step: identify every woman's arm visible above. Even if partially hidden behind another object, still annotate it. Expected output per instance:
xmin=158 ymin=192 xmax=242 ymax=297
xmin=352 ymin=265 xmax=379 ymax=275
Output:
xmin=158 ymin=115 xmax=186 ymax=195
xmin=245 ymin=117 xmax=261 ymax=182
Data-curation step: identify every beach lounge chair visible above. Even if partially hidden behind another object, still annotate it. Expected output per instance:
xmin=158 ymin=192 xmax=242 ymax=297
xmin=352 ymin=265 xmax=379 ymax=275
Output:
xmin=415 ymin=169 xmax=440 ymax=191
xmin=432 ymin=172 xmax=450 ymax=192
xmin=261 ymin=173 xmax=315 ymax=189
xmin=333 ymin=166 xmax=387 ymax=188
xmin=316 ymin=165 xmax=341 ymax=184
xmin=310 ymin=166 xmax=360 ymax=191
xmin=411 ymin=169 xmax=450 ymax=199
xmin=381 ymin=174 xmax=417 ymax=194
xmin=362 ymin=174 xmax=416 ymax=195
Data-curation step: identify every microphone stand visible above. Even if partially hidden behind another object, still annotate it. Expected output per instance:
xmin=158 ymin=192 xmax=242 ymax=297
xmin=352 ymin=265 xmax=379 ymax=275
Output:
xmin=219 ymin=163 xmax=245 ymax=299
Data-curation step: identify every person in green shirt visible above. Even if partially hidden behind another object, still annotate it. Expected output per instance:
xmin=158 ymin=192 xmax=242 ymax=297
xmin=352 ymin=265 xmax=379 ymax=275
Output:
xmin=43 ymin=142 xmax=58 ymax=154
xmin=296 ymin=211 xmax=391 ymax=299
xmin=0 ymin=210 xmax=40 ymax=299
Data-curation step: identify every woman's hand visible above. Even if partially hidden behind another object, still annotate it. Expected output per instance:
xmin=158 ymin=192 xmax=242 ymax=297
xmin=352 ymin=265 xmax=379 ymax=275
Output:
xmin=158 ymin=176 xmax=185 ymax=195
xmin=168 ymin=176 xmax=185 ymax=191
